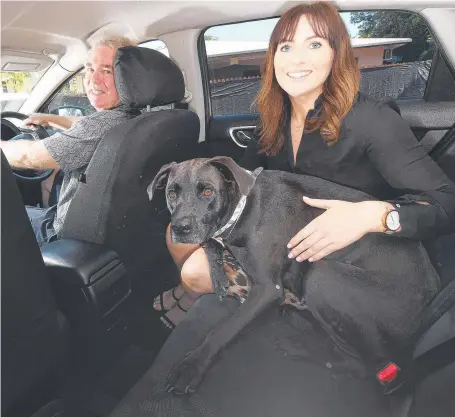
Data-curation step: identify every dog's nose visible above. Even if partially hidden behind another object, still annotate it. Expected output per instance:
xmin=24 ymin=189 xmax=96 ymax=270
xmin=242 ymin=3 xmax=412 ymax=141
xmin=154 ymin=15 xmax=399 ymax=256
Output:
xmin=171 ymin=219 xmax=192 ymax=235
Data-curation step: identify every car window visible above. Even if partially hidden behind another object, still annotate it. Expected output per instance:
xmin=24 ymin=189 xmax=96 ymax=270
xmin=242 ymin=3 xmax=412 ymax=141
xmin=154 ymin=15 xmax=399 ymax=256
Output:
xmin=46 ymin=67 xmax=95 ymax=116
xmin=140 ymin=39 xmax=169 ymax=57
xmin=202 ymin=11 xmax=435 ymax=117
xmin=1 ymin=67 xmax=49 ymax=112
xmin=44 ymin=40 xmax=170 ymax=116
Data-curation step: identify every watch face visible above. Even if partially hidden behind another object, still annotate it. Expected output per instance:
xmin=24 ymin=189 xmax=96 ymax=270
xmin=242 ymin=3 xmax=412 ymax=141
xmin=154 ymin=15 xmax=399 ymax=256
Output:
xmin=386 ymin=210 xmax=400 ymax=231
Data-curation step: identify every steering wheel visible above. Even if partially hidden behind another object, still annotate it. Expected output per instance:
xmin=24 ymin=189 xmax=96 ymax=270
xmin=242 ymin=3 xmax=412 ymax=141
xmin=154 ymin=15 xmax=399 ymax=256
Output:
xmin=1 ymin=111 xmax=54 ymax=182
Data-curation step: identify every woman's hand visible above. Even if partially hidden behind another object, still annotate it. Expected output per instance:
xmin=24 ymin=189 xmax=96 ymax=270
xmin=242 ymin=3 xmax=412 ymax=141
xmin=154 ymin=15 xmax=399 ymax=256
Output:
xmin=287 ymin=197 xmax=392 ymax=263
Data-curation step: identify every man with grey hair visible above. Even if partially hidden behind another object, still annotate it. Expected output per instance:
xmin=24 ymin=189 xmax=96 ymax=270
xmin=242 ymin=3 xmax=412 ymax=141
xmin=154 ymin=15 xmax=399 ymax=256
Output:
xmin=1 ymin=36 xmax=139 ymax=245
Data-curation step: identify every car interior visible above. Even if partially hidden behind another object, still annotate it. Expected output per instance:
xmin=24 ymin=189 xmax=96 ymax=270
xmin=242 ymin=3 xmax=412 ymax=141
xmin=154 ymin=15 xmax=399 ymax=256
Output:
xmin=1 ymin=1 xmax=455 ymax=417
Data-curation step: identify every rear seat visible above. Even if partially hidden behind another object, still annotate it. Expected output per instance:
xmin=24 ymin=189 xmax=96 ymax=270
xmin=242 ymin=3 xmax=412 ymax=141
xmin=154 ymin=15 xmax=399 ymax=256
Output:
xmin=108 ymin=129 xmax=455 ymax=417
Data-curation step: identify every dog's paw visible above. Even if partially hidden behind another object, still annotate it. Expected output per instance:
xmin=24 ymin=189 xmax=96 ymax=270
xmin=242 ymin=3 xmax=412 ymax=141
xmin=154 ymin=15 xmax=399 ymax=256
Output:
xmin=165 ymin=349 xmax=211 ymax=395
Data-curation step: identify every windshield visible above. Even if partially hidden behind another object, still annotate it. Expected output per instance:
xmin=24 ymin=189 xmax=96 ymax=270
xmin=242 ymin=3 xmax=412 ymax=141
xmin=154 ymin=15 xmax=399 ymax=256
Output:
xmin=1 ymin=68 xmax=49 ymax=112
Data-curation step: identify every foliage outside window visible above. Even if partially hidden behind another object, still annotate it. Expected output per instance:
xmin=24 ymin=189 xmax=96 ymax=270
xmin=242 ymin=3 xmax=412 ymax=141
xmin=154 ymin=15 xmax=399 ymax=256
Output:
xmin=1 ymin=69 xmax=48 ymax=111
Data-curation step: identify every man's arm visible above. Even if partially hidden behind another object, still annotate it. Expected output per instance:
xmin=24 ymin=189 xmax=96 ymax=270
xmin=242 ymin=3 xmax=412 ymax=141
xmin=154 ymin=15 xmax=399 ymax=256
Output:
xmin=64 ymin=116 xmax=83 ymax=129
xmin=0 ymin=140 xmax=59 ymax=170
xmin=25 ymin=113 xmax=83 ymax=130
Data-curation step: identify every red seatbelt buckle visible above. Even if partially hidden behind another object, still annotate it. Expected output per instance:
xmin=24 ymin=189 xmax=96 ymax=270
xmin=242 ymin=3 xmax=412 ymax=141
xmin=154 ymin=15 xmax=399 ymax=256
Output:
xmin=376 ymin=362 xmax=400 ymax=384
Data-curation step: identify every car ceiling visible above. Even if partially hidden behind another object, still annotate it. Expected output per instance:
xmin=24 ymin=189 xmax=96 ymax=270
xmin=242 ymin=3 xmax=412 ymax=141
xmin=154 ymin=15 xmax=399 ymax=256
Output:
xmin=2 ymin=0 xmax=453 ymax=56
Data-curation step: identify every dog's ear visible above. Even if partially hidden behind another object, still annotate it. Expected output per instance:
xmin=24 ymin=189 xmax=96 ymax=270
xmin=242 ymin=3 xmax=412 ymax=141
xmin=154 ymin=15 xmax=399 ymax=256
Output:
xmin=147 ymin=162 xmax=176 ymax=201
xmin=208 ymin=156 xmax=255 ymax=196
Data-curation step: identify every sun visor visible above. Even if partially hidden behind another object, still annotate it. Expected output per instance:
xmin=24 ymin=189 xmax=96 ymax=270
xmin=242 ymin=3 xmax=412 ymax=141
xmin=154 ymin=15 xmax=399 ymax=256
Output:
xmin=1 ymin=50 xmax=54 ymax=72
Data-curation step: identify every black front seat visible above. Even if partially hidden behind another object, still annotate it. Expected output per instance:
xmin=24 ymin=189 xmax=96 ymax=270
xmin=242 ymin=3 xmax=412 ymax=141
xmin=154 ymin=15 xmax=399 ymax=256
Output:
xmin=58 ymin=46 xmax=200 ymax=282
xmin=1 ymin=152 xmax=69 ymax=416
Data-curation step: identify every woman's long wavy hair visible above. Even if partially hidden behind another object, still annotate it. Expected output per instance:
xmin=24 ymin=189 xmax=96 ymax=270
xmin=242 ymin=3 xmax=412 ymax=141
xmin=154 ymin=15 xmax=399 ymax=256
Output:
xmin=256 ymin=1 xmax=360 ymax=154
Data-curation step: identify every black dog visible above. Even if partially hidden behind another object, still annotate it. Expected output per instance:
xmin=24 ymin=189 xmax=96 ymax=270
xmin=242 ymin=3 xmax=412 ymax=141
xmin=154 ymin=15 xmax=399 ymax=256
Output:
xmin=148 ymin=156 xmax=440 ymax=394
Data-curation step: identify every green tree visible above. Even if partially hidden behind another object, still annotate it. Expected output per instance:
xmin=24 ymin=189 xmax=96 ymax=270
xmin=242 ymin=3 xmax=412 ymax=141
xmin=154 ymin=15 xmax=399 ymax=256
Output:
xmin=1 ymin=72 xmax=29 ymax=93
xmin=59 ymin=82 xmax=80 ymax=96
xmin=204 ymin=35 xmax=219 ymax=40
xmin=350 ymin=11 xmax=433 ymax=61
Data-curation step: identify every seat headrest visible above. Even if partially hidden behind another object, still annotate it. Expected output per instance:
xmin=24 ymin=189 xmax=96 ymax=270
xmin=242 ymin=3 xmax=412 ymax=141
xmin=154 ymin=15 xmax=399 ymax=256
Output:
xmin=114 ymin=46 xmax=185 ymax=109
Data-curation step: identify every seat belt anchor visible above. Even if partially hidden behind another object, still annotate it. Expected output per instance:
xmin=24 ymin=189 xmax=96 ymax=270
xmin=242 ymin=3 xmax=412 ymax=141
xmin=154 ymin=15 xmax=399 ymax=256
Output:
xmin=78 ymin=173 xmax=87 ymax=183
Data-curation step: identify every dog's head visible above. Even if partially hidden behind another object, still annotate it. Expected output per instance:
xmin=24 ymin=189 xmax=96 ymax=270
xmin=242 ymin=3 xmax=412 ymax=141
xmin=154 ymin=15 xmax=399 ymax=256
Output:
xmin=147 ymin=157 xmax=255 ymax=244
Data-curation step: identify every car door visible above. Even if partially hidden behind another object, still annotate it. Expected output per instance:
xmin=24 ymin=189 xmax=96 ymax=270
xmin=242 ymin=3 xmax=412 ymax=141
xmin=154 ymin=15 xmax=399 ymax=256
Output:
xmin=199 ymin=10 xmax=455 ymax=162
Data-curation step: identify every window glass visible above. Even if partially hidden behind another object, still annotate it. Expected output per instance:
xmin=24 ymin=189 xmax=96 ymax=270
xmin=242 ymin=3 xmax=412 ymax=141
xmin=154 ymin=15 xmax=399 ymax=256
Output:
xmin=47 ymin=68 xmax=95 ymax=116
xmin=203 ymin=11 xmax=435 ymax=117
xmin=1 ymin=67 xmax=49 ymax=112
xmin=140 ymin=39 xmax=170 ymax=57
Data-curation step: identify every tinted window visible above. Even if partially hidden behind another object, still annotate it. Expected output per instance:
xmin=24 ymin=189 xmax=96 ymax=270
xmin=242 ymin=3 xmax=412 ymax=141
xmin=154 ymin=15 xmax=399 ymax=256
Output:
xmin=203 ymin=11 xmax=435 ymax=117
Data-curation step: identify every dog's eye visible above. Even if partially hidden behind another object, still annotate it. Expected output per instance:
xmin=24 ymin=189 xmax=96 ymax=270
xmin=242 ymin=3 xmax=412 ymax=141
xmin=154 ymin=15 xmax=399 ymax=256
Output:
xmin=168 ymin=191 xmax=177 ymax=200
xmin=203 ymin=188 xmax=213 ymax=197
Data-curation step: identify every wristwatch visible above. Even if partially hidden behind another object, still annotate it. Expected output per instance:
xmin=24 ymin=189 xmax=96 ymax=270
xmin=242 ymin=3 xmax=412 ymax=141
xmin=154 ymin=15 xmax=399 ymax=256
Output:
xmin=382 ymin=204 xmax=401 ymax=234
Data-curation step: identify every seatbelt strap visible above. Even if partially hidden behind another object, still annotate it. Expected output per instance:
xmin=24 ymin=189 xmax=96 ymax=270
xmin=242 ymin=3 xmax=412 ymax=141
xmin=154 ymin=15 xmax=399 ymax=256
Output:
xmin=380 ymin=278 xmax=455 ymax=394
xmin=419 ymin=130 xmax=447 ymax=154
xmin=382 ymin=337 xmax=455 ymax=395
xmin=429 ymin=123 xmax=455 ymax=158
xmin=410 ymin=337 xmax=455 ymax=385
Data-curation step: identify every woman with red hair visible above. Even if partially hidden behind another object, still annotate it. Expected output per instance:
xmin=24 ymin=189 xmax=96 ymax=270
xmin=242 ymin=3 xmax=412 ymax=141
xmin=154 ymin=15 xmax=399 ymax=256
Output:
xmin=157 ymin=2 xmax=455 ymax=327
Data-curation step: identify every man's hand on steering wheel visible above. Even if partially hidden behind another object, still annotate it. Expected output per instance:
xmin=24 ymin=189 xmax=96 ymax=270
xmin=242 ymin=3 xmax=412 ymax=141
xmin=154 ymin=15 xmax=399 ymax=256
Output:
xmin=24 ymin=113 xmax=52 ymax=128
xmin=1 ymin=111 xmax=55 ymax=182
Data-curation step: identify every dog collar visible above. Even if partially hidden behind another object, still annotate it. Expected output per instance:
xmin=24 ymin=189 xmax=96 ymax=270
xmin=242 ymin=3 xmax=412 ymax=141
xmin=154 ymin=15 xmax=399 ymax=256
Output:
xmin=212 ymin=166 xmax=263 ymax=241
